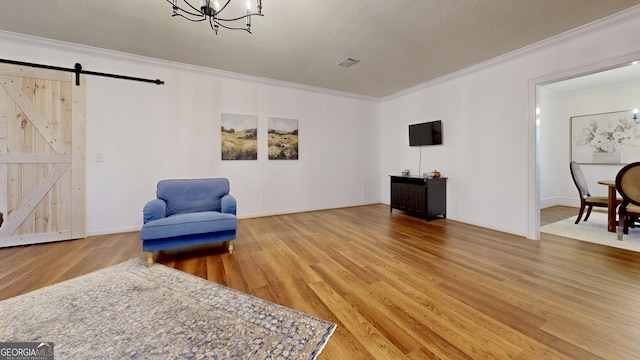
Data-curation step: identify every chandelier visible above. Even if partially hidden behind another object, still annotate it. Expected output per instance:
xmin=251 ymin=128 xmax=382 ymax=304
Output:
xmin=167 ymin=0 xmax=263 ymax=34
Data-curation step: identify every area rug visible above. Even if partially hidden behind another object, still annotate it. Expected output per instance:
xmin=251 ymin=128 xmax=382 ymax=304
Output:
xmin=0 ymin=258 xmax=336 ymax=359
xmin=540 ymin=212 xmax=640 ymax=252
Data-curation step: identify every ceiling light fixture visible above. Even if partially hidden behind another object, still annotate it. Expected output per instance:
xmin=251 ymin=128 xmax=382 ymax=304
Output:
xmin=167 ymin=0 xmax=263 ymax=34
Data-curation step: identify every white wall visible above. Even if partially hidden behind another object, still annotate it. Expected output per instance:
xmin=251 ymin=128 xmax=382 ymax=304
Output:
xmin=538 ymin=88 xmax=569 ymax=207
xmin=381 ymin=8 xmax=640 ymax=237
xmin=381 ymin=49 xmax=558 ymax=235
xmin=0 ymin=32 xmax=381 ymax=235
xmin=540 ymin=80 xmax=640 ymax=209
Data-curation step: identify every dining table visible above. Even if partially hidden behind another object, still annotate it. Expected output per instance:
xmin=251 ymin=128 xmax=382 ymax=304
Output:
xmin=598 ymin=180 xmax=617 ymax=232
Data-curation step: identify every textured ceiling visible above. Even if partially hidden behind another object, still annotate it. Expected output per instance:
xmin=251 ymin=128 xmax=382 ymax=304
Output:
xmin=1 ymin=1 xmax=640 ymax=97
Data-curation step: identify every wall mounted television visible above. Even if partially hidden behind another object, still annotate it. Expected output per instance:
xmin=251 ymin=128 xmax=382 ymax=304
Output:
xmin=409 ymin=120 xmax=442 ymax=146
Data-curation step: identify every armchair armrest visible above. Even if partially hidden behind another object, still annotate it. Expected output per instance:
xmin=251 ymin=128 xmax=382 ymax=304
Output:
xmin=221 ymin=194 xmax=237 ymax=215
xmin=143 ymin=199 xmax=167 ymax=223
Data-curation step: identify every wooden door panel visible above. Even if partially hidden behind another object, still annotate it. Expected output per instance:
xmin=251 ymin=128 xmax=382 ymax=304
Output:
xmin=0 ymin=67 xmax=85 ymax=247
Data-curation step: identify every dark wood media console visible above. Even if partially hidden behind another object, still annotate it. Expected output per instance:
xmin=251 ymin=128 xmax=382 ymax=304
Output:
xmin=389 ymin=175 xmax=447 ymax=221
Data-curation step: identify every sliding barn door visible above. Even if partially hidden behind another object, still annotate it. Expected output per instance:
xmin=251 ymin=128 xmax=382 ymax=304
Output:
xmin=0 ymin=64 xmax=85 ymax=247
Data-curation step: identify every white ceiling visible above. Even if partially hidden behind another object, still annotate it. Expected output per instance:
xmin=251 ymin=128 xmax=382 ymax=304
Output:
xmin=1 ymin=1 xmax=640 ymax=97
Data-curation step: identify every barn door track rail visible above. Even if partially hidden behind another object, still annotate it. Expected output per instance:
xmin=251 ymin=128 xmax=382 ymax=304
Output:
xmin=0 ymin=58 xmax=164 ymax=86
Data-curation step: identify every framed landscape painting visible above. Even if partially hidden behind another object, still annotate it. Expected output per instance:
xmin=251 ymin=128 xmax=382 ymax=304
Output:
xmin=221 ymin=113 xmax=258 ymax=160
xmin=570 ymin=110 xmax=640 ymax=164
xmin=268 ymin=117 xmax=299 ymax=160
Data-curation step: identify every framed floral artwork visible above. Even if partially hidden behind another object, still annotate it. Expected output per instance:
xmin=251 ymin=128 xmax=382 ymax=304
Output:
xmin=570 ymin=110 xmax=640 ymax=164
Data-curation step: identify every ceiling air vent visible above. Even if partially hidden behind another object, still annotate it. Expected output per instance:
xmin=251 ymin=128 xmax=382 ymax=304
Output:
xmin=338 ymin=57 xmax=360 ymax=68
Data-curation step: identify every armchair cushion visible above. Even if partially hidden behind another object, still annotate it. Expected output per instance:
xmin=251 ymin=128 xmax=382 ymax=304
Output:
xmin=140 ymin=211 xmax=237 ymax=240
xmin=157 ymin=178 xmax=230 ymax=216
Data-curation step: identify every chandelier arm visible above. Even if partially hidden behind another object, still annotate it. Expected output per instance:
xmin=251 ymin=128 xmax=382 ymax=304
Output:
xmin=180 ymin=0 xmax=204 ymax=15
xmin=165 ymin=0 xmax=205 ymax=18
xmin=215 ymin=13 xmax=263 ymax=22
xmin=217 ymin=0 xmax=232 ymax=13
xmin=172 ymin=13 xmax=207 ymax=22
xmin=211 ymin=18 xmax=252 ymax=33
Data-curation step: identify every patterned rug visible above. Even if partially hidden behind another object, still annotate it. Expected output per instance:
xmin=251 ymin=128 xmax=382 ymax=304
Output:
xmin=541 ymin=212 xmax=640 ymax=252
xmin=0 ymin=258 xmax=336 ymax=359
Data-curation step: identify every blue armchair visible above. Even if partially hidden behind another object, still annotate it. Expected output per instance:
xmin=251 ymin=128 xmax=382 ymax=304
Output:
xmin=140 ymin=178 xmax=238 ymax=267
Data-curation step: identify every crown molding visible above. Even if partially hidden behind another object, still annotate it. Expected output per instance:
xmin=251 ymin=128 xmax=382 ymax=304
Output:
xmin=0 ymin=30 xmax=380 ymax=103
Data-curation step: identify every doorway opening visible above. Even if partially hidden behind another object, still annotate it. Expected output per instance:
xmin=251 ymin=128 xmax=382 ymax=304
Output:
xmin=530 ymin=54 xmax=640 ymax=241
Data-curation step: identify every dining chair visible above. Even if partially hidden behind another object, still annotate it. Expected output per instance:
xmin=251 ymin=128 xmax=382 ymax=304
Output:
xmin=615 ymin=162 xmax=640 ymax=240
xmin=569 ymin=161 xmax=614 ymax=224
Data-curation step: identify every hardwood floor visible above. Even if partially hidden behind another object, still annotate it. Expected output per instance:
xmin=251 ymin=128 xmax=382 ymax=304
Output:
xmin=1 ymin=204 xmax=639 ymax=359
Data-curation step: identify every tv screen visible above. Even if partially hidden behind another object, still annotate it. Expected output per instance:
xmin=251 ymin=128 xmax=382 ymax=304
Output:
xmin=409 ymin=120 xmax=442 ymax=146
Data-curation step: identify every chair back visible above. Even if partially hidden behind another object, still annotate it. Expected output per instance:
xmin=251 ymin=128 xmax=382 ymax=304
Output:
xmin=570 ymin=161 xmax=590 ymax=197
xmin=157 ymin=178 xmax=230 ymax=216
xmin=615 ymin=162 xmax=640 ymax=207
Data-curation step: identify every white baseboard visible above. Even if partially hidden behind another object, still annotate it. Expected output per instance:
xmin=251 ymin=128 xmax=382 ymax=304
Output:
xmin=540 ymin=196 xmax=579 ymax=209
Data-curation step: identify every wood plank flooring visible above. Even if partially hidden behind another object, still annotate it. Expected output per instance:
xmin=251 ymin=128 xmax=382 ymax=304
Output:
xmin=1 ymin=205 xmax=639 ymax=359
